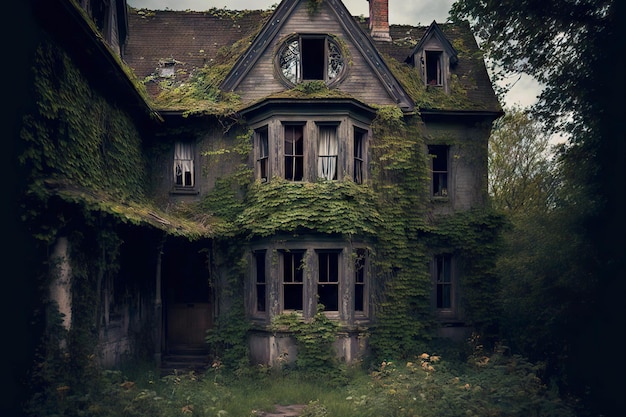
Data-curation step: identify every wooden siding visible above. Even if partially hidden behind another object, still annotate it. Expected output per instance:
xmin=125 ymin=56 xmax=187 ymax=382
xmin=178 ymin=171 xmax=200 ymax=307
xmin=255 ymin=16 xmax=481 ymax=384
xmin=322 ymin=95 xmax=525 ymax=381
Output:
xmin=235 ymin=1 xmax=397 ymax=107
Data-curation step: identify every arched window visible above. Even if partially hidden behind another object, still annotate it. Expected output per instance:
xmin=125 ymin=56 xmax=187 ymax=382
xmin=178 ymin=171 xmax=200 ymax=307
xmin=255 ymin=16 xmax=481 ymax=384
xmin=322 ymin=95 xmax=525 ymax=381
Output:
xmin=278 ymin=35 xmax=346 ymax=86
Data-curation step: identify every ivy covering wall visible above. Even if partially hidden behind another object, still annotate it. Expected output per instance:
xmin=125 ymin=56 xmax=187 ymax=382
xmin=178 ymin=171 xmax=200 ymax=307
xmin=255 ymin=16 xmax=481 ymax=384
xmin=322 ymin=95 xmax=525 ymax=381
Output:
xmin=19 ymin=36 xmax=162 ymax=413
xmin=20 ymin=24 xmax=505 ymax=381
xmin=197 ymin=103 xmax=504 ymax=363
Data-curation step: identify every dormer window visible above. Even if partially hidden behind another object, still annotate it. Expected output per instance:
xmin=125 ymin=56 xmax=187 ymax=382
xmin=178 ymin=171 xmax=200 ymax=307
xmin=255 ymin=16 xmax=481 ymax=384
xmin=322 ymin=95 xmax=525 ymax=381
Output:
xmin=158 ymin=60 xmax=177 ymax=78
xmin=409 ymin=21 xmax=459 ymax=92
xmin=425 ymin=51 xmax=443 ymax=86
xmin=277 ymin=35 xmax=346 ymax=86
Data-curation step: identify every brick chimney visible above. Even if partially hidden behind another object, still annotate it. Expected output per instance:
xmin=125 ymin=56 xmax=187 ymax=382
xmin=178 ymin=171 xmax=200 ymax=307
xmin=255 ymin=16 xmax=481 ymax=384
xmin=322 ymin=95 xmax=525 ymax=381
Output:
xmin=368 ymin=0 xmax=391 ymax=41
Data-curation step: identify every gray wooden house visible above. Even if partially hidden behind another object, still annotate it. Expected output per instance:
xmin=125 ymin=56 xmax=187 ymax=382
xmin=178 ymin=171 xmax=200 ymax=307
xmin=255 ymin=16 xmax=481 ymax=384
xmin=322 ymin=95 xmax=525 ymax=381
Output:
xmin=20 ymin=0 xmax=502 ymax=372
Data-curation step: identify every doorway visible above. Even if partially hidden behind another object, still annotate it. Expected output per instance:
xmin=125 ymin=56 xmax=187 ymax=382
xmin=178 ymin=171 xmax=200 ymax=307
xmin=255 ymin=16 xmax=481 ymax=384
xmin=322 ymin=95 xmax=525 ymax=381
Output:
xmin=161 ymin=240 xmax=212 ymax=353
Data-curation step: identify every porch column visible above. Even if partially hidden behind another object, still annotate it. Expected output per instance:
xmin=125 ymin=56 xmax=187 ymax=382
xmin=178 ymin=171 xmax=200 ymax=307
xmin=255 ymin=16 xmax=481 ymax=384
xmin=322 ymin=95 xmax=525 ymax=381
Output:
xmin=49 ymin=236 xmax=72 ymax=333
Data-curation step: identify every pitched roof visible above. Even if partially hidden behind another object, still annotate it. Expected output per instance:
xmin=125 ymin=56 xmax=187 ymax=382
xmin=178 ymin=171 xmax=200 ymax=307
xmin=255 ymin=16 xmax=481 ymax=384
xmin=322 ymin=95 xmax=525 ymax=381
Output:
xmin=410 ymin=21 xmax=458 ymax=65
xmin=124 ymin=4 xmax=501 ymax=114
xmin=220 ymin=0 xmax=414 ymax=111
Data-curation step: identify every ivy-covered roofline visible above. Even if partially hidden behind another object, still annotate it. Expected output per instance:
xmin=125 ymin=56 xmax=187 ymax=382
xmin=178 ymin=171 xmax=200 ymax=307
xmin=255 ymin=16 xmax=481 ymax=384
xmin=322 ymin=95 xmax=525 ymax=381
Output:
xmin=37 ymin=0 xmax=160 ymax=123
xmin=43 ymin=179 xmax=215 ymax=239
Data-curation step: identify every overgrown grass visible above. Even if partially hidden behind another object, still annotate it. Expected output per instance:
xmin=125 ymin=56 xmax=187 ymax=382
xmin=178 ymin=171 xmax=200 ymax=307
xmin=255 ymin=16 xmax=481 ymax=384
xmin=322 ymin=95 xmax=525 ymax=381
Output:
xmin=26 ymin=343 xmax=577 ymax=417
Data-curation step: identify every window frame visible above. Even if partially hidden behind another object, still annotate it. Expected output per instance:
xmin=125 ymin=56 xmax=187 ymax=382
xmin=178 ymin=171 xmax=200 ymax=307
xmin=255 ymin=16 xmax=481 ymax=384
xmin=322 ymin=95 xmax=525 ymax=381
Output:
xmin=317 ymin=123 xmax=339 ymax=181
xmin=249 ymin=116 xmax=371 ymax=184
xmin=255 ymin=126 xmax=270 ymax=182
xmin=280 ymin=250 xmax=306 ymax=312
xmin=276 ymin=34 xmax=347 ymax=87
xmin=353 ymin=127 xmax=367 ymax=184
xmin=249 ymin=240 xmax=370 ymax=324
xmin=353 ymin=248 xmax=368 ymax=317
xmin=316 ymin=249 xmax=342 ymax=314
xmin=424 ymin=50 xmax=444 ymax=86
xmin=284 ymin=123 xmax=305 ymax=181
xmin=428 ymin=144 xmax=449 ymax=198
xmin=173 ymin=141 xmax=195 ymax=188
xmin=253 ymin=250 xmax=267 ymax=316
xmin=433 ymin=253 xmax=457 ymax=320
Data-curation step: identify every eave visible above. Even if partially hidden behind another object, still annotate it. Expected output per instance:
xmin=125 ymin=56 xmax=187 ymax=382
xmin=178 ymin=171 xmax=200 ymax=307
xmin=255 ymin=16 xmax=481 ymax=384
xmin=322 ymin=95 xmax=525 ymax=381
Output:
xmin=43 ymin=179 xmax=214 ymax=239
xmin=238 ymin=97 xmax=379 ymax=123
xmin=34 ymin=0 xmax=161 ymax=124
xmin=419 ymin=109 xmax=504 ymax=123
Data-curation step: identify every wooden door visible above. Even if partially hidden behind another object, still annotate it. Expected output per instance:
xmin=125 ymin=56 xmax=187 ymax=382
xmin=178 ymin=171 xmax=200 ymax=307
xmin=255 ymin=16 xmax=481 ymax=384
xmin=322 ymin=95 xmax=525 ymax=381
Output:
xmin=167 ymin=302 xmax=212 ymax=350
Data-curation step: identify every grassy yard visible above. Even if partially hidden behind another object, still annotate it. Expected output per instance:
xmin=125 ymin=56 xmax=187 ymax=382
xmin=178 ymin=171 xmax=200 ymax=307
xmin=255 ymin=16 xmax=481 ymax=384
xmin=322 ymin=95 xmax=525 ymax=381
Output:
xmin=27 ymin=346 xmax=578 ymax=417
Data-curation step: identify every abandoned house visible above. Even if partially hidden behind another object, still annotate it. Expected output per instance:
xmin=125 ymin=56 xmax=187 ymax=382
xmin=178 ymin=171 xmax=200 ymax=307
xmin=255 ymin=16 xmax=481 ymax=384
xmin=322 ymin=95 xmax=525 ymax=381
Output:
xmin=18 ymin=0 xmax=503 ymax=372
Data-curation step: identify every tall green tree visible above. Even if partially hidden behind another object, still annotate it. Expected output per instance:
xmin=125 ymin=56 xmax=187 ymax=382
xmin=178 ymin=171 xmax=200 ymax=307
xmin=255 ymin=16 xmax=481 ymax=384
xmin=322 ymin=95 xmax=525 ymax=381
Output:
xmin=488 ymin=107 xmax=554 ymax=213
xmin=450 ymin=1 xmax=624 ymax=415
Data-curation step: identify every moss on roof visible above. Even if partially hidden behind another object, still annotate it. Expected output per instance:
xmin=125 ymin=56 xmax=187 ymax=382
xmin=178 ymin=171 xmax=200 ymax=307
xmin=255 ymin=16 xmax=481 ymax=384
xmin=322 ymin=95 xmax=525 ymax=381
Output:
xmin=125 ymin=7 xmax=500 ymax=116
xmin=45 ymin=179 xmax=215 ymax=239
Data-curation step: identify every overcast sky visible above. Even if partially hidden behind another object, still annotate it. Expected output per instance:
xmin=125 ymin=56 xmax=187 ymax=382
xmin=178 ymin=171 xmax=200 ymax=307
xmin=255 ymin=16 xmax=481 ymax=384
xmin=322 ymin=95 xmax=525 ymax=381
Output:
xmin=126 ymin=0 xmax=541 ymax=108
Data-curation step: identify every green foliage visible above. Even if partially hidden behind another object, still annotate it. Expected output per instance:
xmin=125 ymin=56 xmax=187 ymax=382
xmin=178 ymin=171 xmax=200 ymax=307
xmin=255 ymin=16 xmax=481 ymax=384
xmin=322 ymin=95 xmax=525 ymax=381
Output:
xmin=200 ymin=128 xmax=253 ymax=236
xmin=146 ymin=12 xmax=269 ymax=115
xmin=26 ymin=223 xmax=128 ymax=417
xmin=488 ymin=107 xmax=555 ymax=212
xmin=451 ymin=3 xmax=624 ymax=414
xmin=383 ymin=53 xmax=476 ymax=111
xmin=348 ymin=348 xmax=574 ymax=417
xmin=151 ymin=63 xmax=242 ymax=116
xmin=20 ymin=42 xmax=147 ymax=202
xmin=205 ymin=303 xmax=251 ymax=371
xmin=293 ymin=80 xmax=329 ymax=95
xmin=301 ymin=399 xmax=329 ymax=417
xmin=425 ymin=209 xmax=507 ymax=339
xmin=17 ymin=40 xmax=172 ymax=242
xmin=26 ymin=348 xmax=576 ymax=417
xmin=366 ymin=107 xmax=434 ymax=359
xmin=238 ymin=178 xmax=382 ymax=237
xmin=271 ymin=305 xmax=340 ymax=378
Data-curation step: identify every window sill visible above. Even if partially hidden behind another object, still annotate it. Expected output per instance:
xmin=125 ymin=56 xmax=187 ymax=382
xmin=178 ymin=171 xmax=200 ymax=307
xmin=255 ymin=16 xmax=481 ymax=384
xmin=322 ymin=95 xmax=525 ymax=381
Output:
xmin=170 ymin=187 xmax=199 ymax=196
xmin=435 ymin=310 xmax=461 ymax=323
xmin=431 ymin=196 xmax=449 ymax=203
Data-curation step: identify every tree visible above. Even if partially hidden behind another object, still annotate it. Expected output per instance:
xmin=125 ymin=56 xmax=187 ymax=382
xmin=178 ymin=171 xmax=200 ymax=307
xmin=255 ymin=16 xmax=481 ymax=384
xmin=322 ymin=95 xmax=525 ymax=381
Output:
xmin=450 ymin=1 xmax=625 ymax=415
xmin=488 ymin=107 xmax=554 ymax=213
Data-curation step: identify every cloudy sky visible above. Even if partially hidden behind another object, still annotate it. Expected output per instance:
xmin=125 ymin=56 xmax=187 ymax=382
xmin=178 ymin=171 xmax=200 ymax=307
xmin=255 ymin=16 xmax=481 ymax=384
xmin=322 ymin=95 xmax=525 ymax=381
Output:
xmin=126 ymin=0 xmax=541 ymax=108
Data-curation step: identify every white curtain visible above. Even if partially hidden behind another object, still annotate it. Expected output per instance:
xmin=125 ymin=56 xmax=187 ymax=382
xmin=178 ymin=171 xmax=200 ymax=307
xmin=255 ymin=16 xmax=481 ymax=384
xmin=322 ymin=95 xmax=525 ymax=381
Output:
xmin=317 ymin=126 xmax=338 ymax=180
xmin=174 ymin=142 xmax=194 ymax=186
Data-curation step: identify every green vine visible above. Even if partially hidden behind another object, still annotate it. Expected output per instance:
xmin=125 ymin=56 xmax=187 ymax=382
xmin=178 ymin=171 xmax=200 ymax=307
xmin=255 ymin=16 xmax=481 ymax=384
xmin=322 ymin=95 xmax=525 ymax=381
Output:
xmin=271 ymin=304 xmax=339 ymax=376
xmin=237 ymin=178 xmax=382 ymax=238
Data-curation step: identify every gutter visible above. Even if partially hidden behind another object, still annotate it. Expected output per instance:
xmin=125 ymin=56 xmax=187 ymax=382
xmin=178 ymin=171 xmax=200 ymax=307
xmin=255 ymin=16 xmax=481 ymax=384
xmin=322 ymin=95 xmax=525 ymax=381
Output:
xmin=419 ymin=108 xmax=504 ymax=122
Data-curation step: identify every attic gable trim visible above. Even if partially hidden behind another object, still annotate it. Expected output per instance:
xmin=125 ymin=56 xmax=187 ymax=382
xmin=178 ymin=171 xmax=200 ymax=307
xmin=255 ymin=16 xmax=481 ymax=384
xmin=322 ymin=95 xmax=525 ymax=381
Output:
xmin=325 ymin=0 xmax=414 ymax=111
xmin=221 ymin=0 xmax=299 ymax=91
xmin=220 ymin=0 xmax=414 ymax=112
xmin=410 ymin=20 xmax=458 ymax=63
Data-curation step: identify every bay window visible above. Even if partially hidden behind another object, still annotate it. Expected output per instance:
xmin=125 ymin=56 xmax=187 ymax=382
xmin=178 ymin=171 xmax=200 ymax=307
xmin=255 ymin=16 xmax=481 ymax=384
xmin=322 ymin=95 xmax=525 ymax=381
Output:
xmin=284 ymin=125 xmax=304 ymax=181
xmin=317 ymin=125 xmax=338 ymax=180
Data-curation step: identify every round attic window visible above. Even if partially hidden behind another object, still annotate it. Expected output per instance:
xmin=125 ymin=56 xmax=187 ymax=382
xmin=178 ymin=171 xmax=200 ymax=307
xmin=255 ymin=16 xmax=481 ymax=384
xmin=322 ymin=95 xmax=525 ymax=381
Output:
xmin=277 ymin=35 xmax=347 ymax=86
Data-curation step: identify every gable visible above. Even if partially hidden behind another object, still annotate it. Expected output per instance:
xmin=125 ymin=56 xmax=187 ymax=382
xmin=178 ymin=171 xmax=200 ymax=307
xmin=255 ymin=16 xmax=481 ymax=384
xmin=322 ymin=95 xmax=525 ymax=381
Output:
xmin=123 ymin=2 xmax=501 ymax=115
xmin=221 ymin=0 xmax=414 ymax=111
xmin=410 ymin=21 xmax=459 ymax=65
